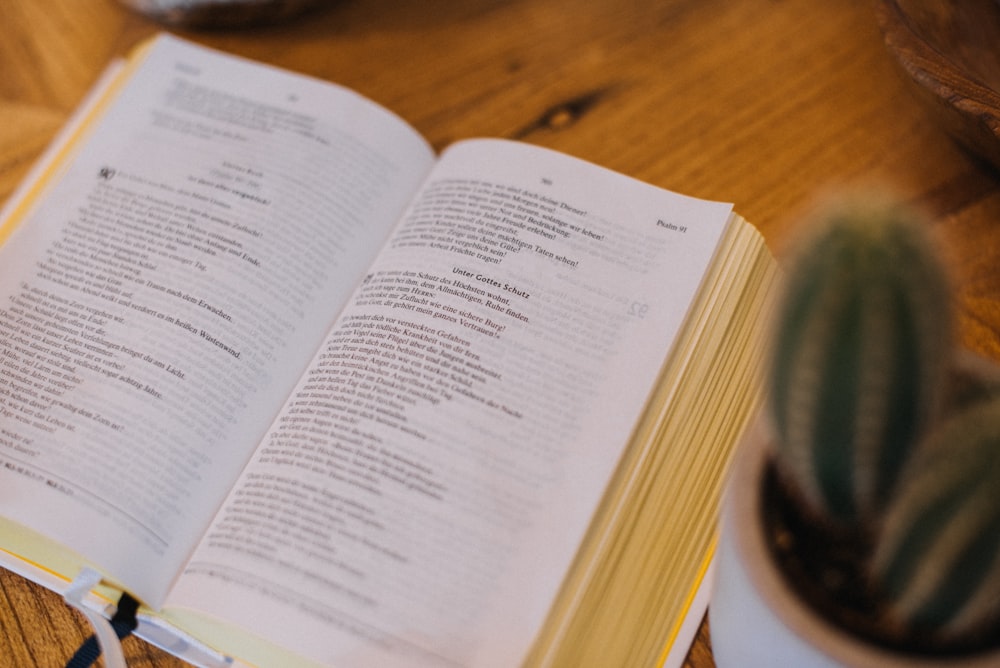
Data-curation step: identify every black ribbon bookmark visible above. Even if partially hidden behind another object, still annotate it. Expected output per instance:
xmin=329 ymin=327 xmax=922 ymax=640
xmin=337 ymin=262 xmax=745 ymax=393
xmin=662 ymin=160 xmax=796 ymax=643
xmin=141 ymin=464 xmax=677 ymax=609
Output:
xmin=65 ymin=591 xmax=140 ymax=668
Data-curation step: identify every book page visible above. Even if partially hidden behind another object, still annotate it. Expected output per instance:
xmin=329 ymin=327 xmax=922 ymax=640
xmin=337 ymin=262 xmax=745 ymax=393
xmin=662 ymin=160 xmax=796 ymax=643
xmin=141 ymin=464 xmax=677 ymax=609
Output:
xmin=167 ymin=139 xmax=734 ymax=667
xmin=0 ymin=35 xmax=434 ymax=607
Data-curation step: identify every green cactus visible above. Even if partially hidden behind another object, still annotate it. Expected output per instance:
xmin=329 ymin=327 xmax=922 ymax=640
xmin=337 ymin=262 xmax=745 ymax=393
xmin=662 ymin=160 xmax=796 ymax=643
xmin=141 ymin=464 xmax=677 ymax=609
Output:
xmin=871 ymin=396 xmax=1000 ymax=639
xmin=770 ymin=196 xmax=952 ymax=524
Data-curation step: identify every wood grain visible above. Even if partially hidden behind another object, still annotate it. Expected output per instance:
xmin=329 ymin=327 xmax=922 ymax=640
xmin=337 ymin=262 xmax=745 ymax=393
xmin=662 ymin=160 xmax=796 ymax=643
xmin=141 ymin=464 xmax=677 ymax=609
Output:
xmin=875 ymin=0 xmax=1000 ymax=172
xmin=2 ymin=0 xmax=1000 ymax=666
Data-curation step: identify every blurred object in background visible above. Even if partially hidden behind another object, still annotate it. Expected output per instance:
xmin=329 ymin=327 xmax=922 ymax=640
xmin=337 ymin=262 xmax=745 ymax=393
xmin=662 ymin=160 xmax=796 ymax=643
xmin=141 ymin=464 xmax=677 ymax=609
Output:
xmin=116 ymin=0 xmax=330 ymax=28
xmin=875 ymin=0 xmax=1000 ymax=171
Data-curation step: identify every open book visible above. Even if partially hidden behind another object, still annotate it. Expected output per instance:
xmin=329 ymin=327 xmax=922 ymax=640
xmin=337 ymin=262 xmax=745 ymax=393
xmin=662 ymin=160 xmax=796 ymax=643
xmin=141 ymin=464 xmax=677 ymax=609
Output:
xmin=0 ymin=34 xmax=778 ymax=668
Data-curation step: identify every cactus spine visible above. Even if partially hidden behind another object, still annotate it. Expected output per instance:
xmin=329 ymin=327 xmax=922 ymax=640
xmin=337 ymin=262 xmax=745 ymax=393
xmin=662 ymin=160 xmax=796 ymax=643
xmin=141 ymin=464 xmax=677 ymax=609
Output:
xmin=770 ymin=197 xmax=952 ymax=524
xmin=871 ymin=396 xmax=1000 ymax=639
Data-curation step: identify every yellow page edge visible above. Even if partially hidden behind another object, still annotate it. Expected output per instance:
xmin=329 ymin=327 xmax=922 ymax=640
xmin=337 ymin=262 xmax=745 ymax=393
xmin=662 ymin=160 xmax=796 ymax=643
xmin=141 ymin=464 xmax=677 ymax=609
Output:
xmin=656 ymin=540 xmax=717 ymax=668
xmin=0 ymin=532 xmax=238 ymax=668
xmin=0 ymin=37 xmax=158 ymax=244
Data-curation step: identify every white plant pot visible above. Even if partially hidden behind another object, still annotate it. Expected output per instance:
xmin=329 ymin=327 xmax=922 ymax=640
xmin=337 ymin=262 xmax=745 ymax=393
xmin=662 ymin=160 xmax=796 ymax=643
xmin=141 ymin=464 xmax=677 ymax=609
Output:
xmin=710 ymin=418 xmax=1000 ymax=668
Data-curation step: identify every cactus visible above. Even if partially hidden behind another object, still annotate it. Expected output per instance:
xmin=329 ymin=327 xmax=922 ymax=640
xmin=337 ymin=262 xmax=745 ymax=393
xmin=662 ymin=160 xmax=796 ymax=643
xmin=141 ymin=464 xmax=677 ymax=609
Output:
xmin=769 ymin=196 xmax=952 ymax=524
xmin=763 ymin=193 xmax=1000 ymax=649
xmin=871 ymin=396 xmax=1000 ymax=639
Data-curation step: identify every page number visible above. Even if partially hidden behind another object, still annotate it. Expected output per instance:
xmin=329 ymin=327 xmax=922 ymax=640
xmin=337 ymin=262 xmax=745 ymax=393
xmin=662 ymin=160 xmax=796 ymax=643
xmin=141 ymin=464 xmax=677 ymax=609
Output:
xmin=629 ymin=302 xmax=649 ymax=318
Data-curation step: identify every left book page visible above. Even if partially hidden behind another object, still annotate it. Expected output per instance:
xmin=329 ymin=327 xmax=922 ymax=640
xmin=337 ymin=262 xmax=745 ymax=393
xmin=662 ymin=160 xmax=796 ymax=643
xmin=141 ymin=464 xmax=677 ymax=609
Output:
xmin=0 ymin=34 xmax=435 ymax=607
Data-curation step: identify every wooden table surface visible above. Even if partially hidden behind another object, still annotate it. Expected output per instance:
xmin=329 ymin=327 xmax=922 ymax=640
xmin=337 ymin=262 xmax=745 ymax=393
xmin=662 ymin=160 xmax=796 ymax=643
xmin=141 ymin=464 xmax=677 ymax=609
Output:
xmin=3 ymin=0 xmax=1000 ymax=666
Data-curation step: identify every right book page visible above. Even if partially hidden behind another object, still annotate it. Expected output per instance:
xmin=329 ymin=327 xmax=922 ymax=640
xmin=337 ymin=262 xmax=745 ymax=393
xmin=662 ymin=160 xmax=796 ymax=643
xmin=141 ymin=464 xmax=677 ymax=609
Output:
xmin=163 ymin=138 xmax=750 ymax=668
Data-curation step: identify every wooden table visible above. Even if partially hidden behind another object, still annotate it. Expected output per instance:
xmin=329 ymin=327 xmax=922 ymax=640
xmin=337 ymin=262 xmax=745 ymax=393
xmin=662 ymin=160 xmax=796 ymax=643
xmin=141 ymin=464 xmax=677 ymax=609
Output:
xmin=3 ymin=0 xmax=1000 ymax=665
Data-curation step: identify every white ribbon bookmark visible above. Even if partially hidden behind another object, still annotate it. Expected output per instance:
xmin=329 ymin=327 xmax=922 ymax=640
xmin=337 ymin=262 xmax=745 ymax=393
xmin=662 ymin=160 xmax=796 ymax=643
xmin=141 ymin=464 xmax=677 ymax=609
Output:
xmin=64 ymin=568 xmax=128 ymax=668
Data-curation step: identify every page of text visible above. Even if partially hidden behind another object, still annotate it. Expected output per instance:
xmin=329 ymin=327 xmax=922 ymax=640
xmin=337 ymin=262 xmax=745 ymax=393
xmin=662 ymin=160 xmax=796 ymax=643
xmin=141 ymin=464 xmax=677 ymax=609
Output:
xmin=0 ymin=36 xmax=434 ymax=605
xmin=169 ymin=139 xmax=734 ymax=666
